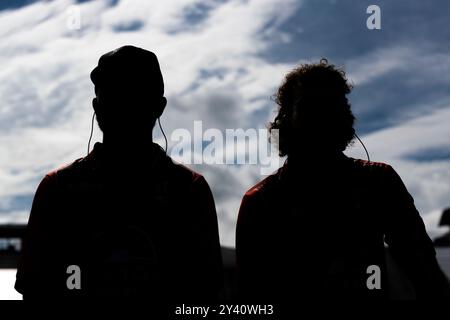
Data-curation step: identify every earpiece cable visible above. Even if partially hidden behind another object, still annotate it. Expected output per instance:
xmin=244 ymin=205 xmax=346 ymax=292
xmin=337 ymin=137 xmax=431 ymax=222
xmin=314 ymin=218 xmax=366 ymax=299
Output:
xmin=354 ymin=133 xmax=370 ymax=162
xmin=158 ymin=117 xmax=168 ymax=153
xmin=87 ymin=112 xmax=95 ymax=156
xmin=87 ymin=113 xmax=167 ymax=156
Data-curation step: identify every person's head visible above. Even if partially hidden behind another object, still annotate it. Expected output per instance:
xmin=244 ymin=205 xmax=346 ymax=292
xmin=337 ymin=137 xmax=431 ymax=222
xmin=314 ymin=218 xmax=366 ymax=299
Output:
xmin=90 ymin=45 xmax=166 ymax=141
xmin=269 ymin=59 xmax=355 ymax=157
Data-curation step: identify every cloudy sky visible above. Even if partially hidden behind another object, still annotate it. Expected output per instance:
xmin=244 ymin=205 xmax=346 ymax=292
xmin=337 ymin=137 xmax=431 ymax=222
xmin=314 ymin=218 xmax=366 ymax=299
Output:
xmin=0 ymin=0 xmax=449 ymax=247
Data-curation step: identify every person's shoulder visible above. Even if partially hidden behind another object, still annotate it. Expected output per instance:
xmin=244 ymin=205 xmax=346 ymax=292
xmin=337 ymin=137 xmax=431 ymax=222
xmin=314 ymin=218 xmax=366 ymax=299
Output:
xmin=168 ymin=158 xmax=206 ymax=185
xmin=348 ymin=158 xmax=403 ymax=189
xmin=243 ymin=167 xmax=283 ymax=200
xmin=29 ymin=157 xmax=86 ymax=196
xmin=43 ymin=156 xmax=87 ymax=183
xmin=351 ymin=158 xmax=391 ymax=170
xmin=349 ymin=157 xmax=395 ymax=176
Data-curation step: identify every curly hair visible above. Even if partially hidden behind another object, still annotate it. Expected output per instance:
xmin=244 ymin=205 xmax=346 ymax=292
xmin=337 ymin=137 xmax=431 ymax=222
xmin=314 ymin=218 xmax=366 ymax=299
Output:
xmin=269 ymin=59 xmax=355 ymax=157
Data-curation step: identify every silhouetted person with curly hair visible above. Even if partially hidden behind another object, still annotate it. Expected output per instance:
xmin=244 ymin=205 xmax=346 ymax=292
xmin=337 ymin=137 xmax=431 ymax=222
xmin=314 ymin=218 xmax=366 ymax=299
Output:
xmin=236 ymin=60 xmax=450 ymax=300
xmin=15 ymin=46 xmax=223 ymax=300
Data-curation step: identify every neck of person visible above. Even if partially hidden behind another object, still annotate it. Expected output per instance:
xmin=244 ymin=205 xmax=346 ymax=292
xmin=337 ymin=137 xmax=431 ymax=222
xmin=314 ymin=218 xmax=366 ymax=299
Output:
xmin=101 ymin=131 xmax=154 ymax=157
xmin=288 ymin=148 xmax=346 ymax=166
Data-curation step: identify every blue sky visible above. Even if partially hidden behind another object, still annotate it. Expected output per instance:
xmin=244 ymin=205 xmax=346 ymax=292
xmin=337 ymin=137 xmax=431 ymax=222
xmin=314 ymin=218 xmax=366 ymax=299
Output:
xmin=0 ymin=0 xmax=450 ymax=246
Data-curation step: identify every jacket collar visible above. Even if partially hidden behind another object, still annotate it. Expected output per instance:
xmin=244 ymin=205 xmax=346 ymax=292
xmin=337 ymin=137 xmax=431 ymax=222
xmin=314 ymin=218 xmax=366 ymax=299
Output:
xmin=84 ymin=141 xmax=169 ymax=173
xmin=279 ymin=151 xmax=353 ymax=180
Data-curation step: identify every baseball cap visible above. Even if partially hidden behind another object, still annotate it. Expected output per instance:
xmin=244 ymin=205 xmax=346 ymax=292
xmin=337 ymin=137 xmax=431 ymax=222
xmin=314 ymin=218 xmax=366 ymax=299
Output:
xmin=90 ymin=45 xmax=164 ymax=96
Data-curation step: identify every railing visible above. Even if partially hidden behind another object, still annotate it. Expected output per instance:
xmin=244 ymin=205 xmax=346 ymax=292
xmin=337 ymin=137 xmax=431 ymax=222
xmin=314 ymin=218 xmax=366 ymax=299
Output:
xmin=0 ymin=224 xmax=25 ymax=269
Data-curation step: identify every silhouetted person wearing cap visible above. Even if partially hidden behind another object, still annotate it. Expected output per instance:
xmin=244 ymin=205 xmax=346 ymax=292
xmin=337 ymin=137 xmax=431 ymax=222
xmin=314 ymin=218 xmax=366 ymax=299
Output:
xmin=15 ymin=46 xmax=223 ymax=301
xmin=434 ymin=208 xmax=450 ymax=247
xmin=236 ymin=60 xmax=450 ymax=300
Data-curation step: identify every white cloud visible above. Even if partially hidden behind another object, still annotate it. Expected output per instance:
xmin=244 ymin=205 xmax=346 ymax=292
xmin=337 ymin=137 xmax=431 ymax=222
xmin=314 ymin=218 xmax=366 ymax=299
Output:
xmin=347 ymin=45 xmax=450 ymax=96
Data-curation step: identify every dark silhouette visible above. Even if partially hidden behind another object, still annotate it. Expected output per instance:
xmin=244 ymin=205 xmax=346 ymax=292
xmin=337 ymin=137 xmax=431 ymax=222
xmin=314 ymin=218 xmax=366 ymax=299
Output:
xmin=236 ymin=60 xmax=450 ymax=300
xmin=434 ymin=208 xmax=450 ymax=247
xmin=15 ymin=46 xmax=223 ymax=300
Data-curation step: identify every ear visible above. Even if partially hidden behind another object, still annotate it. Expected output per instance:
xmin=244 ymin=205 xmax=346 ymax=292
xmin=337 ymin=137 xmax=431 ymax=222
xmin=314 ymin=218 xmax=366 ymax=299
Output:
xmin=155 ymin=96 xmax=167 ymax=118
